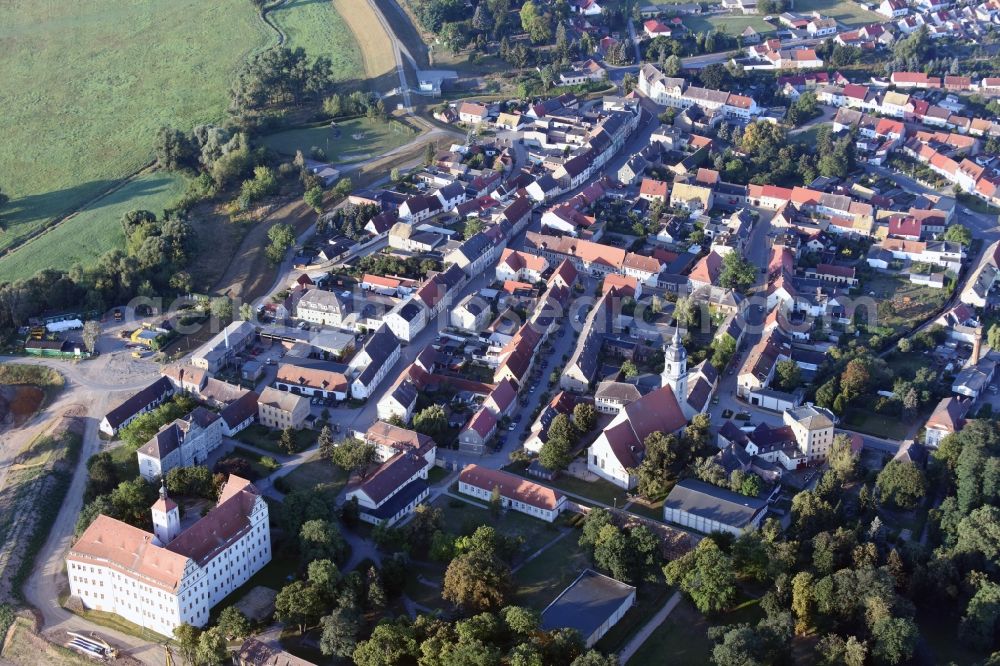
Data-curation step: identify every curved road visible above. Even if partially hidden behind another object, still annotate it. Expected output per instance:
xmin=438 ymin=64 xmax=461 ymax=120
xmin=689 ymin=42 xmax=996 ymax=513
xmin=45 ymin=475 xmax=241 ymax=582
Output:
xmin=1 ymin=353 xmax=171 ymax=663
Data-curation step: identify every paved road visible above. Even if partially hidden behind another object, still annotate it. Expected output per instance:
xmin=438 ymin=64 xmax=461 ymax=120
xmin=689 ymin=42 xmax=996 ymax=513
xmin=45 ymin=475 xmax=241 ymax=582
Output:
xmin=366 ymin=0 xmax=413 ymax=111
xmin=24 ymin=392 xmax=173 ymax=666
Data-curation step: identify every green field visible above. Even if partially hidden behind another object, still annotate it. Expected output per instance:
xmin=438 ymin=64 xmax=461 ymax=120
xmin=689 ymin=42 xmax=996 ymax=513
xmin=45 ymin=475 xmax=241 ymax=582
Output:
xmin=0 ymin=172 xmax=188 ymax=283
xmin=791 ymin=0 xmax=884 ymax=25
xmin=259 ymin=118 xmax=418 ymax=163
xmin=0 ymin=1 xmax=273 ymax=258
xmin=271 ymin=0 xmax=364 ymax=80
xmin=684 ymin=14 xmax=776 ymax=35
xmin=0 ymin=0 xmax=366 ymax=283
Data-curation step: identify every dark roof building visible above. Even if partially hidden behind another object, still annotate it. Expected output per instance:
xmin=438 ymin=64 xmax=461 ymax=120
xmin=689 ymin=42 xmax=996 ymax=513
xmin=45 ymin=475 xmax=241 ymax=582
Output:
xmin=540 ymin=569 xmax=636 ymax=647
xmin=663 ymin=478 xmax=769 ymax=535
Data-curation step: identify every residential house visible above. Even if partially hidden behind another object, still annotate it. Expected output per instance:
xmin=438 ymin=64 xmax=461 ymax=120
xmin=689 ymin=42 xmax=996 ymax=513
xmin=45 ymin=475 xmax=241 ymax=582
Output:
xmin=257 ymin=387 xmax=310 ymax=430
xmin=459 ymin=465 xmax=567 ymax=522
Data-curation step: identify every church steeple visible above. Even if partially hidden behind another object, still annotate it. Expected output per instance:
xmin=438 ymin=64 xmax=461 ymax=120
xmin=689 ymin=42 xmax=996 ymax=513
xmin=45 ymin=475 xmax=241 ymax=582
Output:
xmin=662 ymin=325 xmax=688 ymax=399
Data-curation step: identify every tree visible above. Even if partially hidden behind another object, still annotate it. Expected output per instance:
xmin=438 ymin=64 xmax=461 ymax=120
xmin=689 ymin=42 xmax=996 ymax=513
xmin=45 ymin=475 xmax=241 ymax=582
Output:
xmin=711 ymin=333 xmax=736 ymax=370
xmin=573 ymin=403 xmax=596 ymax=432
xmin=195 ymin=627 xmax=228 ymax=666
xmin=791 ymin=571 xmax=814 ymax=634
xmin=570 ymin=652 xmax=619 ymax=666
xmin=214 ymin=605 xmax=251 ymax=641
xmin=959 ymin=579 xmax=1000 ymax=650
xmin=210 ymin=297 xmax=233 ymax=322
xmin=464 ymin=216 xmax=486 ymax=239
xmin=174 ymin=624 xmax=201 ymax=666
xmin=367 ymin=566 xmax=387 ymax=611
xmin=719 ymin=252 xmax=756 ymax=290
xmin=663 ymin=539 xmax=737 ymax=614
xmin=943 ymin=223 xmax=972 ymax=246
xmin=279 ymin=427 xmax=296 ymax=454
xmin=472 ymin=3 xmax=494 ymax=31
xmin=275 ymin=580 xmax=325 ymax=634
xmin=442 ymin=548 xmax=513 ymax=612
xmin=621 ymin=360 xmax=638 ymax=378
xmin=353 ymin=622 xmax=419 ymax=666
xmin=154 ymin=126 xmax=195 ymax=171
xmin=318 ymin=426 xmax=335 ymax=460
xmin=390 ymin=167 xmax=403 ymax=183
xmin=329 ymin=437 xmax=377 ymax=478
xmin=673 ymin=296 xmax=697 ymax=327
xmin=871 ymin=617 xmax=918 ymax=665
xmin=876 ymin=460 xmax=926 ymax=510
xmin=413 ymin=404 xmax=448 ymax=438
xmin=489 ymin=485 xmax=503 ymax=517
xmin=662 ymin=54 xmax=682 ymax=76
xmin=519 ymin=1 xmax=552 ymax=43
xmin=265 ymin=222 xmax=296 ymax=264
xmin=539 ymin=433 xmax=572 ymax=471
xmin=308 ymin=558 xmax=341 ymax=602
xmin=774 ymin=359 xmax=801 ymax=392
xmin=827 ymin=434 xmax=857 ymax=481
xmin=82 ymin=320 xmax=101 ymax=353
xmin=299 ymin=519 xmax=347 ymax=564
xmin=321 ymin=606 xmax=362 ymax=657
xmin=304 ymin=186 xmax=324 ymax=213
xmin=698 ymin=63 xmax=728 ymax=89
xmin=988 ymin=324 xmax=1000 ymax=353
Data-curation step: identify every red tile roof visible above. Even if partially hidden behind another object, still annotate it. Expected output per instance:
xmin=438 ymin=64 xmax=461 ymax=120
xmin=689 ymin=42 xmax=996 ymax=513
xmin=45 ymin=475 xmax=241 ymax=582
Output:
xmin=460 ymin=465 xmax=565 ymax=510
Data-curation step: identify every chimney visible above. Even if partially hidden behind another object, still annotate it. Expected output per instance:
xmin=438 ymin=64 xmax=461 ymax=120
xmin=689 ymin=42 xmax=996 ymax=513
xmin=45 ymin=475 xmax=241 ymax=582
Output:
xmin=972 ymin=330 xmax=982 ymax=365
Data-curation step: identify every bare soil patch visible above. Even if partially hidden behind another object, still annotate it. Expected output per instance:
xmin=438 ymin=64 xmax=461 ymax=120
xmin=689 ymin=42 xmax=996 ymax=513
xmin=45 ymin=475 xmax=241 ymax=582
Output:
xmin=0 ymin=408 xmax=84 ymax=604
xmin=0 ymin=386 xmax=45 ymax=429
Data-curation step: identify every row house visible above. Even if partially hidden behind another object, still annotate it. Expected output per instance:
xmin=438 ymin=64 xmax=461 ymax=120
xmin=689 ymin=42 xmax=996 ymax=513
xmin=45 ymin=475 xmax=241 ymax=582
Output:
xmin=638 ymin=64 xmax=761 ymax=119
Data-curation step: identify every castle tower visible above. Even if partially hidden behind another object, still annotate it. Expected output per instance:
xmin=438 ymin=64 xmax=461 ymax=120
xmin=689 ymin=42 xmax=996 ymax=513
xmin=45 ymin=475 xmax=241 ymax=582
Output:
xmin=151 ymin=482 xmax=181 ymax=546
xmin=662 ymin=325 xmax=688 ymax=400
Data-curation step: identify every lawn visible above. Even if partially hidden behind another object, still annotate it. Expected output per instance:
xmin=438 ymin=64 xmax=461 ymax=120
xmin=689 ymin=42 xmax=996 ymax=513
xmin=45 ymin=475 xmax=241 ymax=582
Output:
xmin=628 ymin=593 xmax=764 ymax=664
xmin=236 ymin=424 xmax=316 ymax=455
xmin=0 ymin=172 xmax=188 ymax=283
xmin=790 ymin=123 xmax=830 ymax=146
xmin=281 ymin=452 xmax=348 ymax=495
xmin=270 ymin=0 xmax=364 ymax=80
xmin=861 ymin=273 xmax=951 ymax=333
xmin=513 ymin=532 xmax=592 ymax=609
xmin=225 ymin=446 xmax=281 ymax=479
xmin=791 ymin=0 xmax=886 ymax=26
xmin=684 ymin=14 xmax=776 ymax=36
xmin=842 ymin=407 xmax=910 ymax=440
xmin=258 ymin=118 xmax=418 ymax=163
xmin=0 ymin=0 xmax=274 ymax=267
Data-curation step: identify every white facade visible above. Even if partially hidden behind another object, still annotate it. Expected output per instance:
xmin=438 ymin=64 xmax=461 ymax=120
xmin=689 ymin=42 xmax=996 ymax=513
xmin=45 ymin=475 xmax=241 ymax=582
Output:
xmin=67 ymin=478 xmax=271 ymax=638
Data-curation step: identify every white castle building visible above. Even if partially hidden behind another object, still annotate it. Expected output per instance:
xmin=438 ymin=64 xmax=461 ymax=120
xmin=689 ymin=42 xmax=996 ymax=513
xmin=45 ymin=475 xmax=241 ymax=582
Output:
xmin=67 ymin=476 xmax=270 ymax=637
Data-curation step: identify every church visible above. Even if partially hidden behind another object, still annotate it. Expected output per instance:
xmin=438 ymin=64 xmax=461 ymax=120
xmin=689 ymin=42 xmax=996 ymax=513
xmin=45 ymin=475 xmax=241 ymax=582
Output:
xmin=66 ymin=475 xmax=271 ymax=637
xmin=587 ymin=329 xmax=718 ymax=489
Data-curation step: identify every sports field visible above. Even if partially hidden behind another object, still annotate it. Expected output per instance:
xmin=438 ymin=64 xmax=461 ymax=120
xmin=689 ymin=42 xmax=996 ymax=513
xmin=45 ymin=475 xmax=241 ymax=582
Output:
xmin=271 ymin=0 xmax=365 ymax=80
xmin=259 ymin=118 xmax=418 ymax=163
xmin=0 ymin=173 xmax=188 ymax=283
